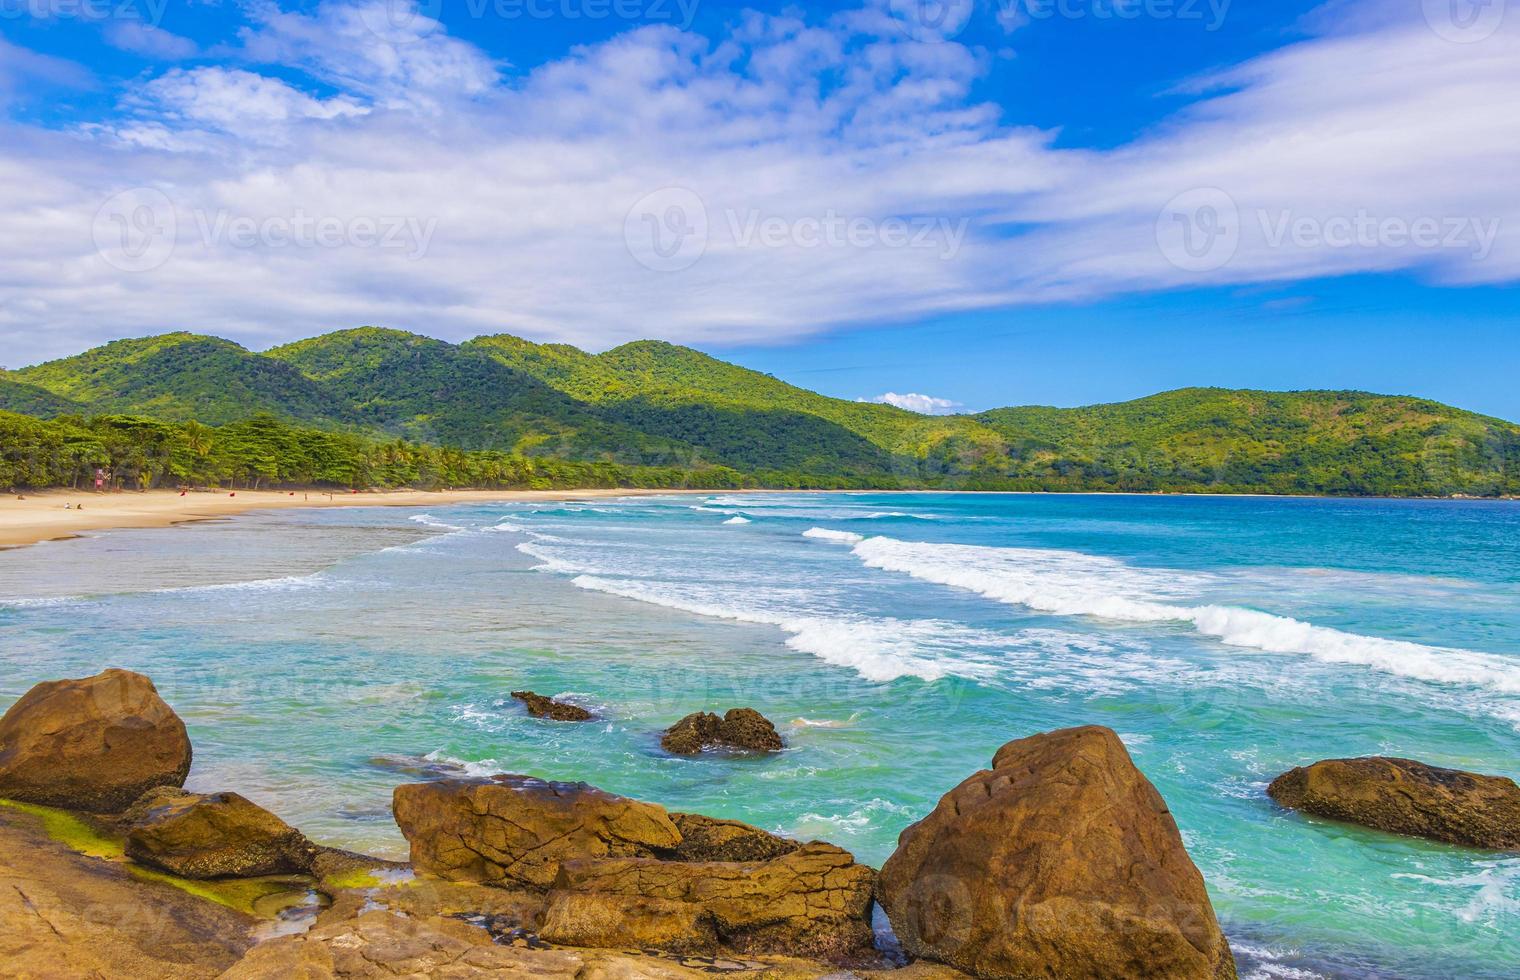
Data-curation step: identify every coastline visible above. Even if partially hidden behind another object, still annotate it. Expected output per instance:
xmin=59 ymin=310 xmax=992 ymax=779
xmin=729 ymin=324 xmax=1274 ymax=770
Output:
xmin=4 ymin=485 xmax=1511 ymax=552
xmin=0 ymin=487 xmax=715 ymax=551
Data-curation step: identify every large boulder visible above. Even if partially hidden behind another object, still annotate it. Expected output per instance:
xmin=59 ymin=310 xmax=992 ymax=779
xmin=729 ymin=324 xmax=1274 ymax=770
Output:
xmin=392 ymin=775 xmax=681 ymax=888
xmin=877 ymin=726 xmax=1236 ymax=980
xmin=122 ymin=786 xmax=318 ymax=879
xmin=511 ymin=691 xmax=593 ymax=722
xmin=392 ymin=774 xmax=875 ymax=961
xmin=0 ymin=668 xmax=192 ymax=812
xmin=544 ymin=842 xmax=876 ymax=959
xmin=661 ymin=708 xmax=784 ymax=755
xmin=1268 ymin=757 xmax=1520 ymax=850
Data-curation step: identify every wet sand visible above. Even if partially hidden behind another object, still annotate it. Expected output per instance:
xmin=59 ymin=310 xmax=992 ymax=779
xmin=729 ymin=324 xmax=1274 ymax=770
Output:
xmin=0 ymin=488 xmax=700 ymax=550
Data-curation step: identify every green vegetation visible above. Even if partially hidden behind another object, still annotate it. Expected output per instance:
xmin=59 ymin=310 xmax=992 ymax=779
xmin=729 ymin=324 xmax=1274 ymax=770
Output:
xmin=0 ymin=799 xmax=123 ymax=859
xmin=0 ymin=798 xmax=317 ymax=916
xmin=2 ymin=330 xmax=1517 ymax=496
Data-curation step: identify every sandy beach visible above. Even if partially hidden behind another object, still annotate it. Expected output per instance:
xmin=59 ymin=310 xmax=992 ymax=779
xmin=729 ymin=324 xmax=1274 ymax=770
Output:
xmin=0 ymin=487 xmax=691 ymax=550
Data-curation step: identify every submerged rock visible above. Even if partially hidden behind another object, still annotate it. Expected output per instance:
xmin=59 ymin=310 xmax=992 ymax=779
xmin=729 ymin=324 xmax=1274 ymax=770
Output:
xmin=0 ymin=668 xmax=192 ymax=813
xmin=661 ymin=708 xmax=784 ymax=755
xmin=1268 ymin=756 xmax=1520 ymax=850
xmin=392 ymin=775 xmax=681 ymax=888
xmin=122 ymin=787 xmax=318 ymax=879
xmin=510 ymin=690 xmax=594 ymax=722
xmin=877 ymin=725 xmax=1236 ymax=980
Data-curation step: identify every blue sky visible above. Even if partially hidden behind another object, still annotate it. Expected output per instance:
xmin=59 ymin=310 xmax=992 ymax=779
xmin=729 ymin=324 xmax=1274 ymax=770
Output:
xmin=2 ymin=0 xmax=1516 ymax=416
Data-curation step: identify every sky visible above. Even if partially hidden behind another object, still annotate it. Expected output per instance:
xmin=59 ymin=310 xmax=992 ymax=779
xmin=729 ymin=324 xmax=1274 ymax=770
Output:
xmin=1 ymin=0 xmax=1516 ymax=416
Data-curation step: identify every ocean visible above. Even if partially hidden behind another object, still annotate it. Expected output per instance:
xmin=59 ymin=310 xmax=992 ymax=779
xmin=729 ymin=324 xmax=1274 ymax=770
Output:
xmin=2 ymin=492 xmax=1517 ymax=978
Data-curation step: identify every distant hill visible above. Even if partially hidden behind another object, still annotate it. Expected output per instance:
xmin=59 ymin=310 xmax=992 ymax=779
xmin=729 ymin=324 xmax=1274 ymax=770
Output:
xmin=4 ymin=329 xmax=1517 ymax=496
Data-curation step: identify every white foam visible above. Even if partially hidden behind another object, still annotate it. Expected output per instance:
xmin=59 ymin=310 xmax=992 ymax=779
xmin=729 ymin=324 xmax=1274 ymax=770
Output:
xmin=848 ymin=535 xmax=1520 ymax=699
xmin=567 ymin=573 xmax=997 ymax=683
xmin=409 ymin=514 xmax=464 ymax=530
xmin=421 ymin=749 xmax=501 ymax=779
xmin=150 ymin=574 xmax=329 ymax=597
xmin=723 ymin=516 xmax=752 ymax=525
xmin=515 ymin=541 xmax=587 ymax=573
xmin=803 ymin=527 xmax=864 ymax=544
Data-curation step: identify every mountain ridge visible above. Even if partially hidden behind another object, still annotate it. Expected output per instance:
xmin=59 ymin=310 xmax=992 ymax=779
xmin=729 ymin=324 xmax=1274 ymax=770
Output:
xmin=4 ymin=329 xmax=1517 ymax=496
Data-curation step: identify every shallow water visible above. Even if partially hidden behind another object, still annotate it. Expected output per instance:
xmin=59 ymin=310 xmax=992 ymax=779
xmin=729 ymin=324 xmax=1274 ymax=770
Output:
xmin=2 ymin=493 xmax=1518 ymax=978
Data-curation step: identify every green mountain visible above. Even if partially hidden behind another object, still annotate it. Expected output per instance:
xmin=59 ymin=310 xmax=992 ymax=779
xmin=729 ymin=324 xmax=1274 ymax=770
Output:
xmin=11 ymin=334 xmax=352 ymax=426
xmin=4 ymin=329 xmax=1517 ymax=496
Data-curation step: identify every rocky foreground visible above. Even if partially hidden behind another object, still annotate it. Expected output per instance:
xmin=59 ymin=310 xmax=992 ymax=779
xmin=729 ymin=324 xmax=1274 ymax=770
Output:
xmin=4 ymin=669 xmax=1517 ymax=979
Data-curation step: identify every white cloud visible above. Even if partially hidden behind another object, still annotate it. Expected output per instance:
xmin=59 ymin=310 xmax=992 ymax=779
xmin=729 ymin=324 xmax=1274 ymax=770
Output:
xmin=104 ymin=22 xmax=200 ymax=60
xmin=0 ymin=0 xmax=1515 ymax=365
xmin=861 ymin=392 xmax=965 ymax=415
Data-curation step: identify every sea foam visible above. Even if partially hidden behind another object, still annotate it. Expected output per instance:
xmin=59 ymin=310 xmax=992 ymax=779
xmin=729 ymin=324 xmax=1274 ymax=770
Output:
xmin=843 ymin=534 xmax=1520 ymax=698
xmin=567 ymin=573 xmax=996 ymax=683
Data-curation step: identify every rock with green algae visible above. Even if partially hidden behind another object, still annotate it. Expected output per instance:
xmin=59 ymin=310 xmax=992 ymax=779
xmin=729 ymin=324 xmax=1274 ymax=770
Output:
xmin=121 ymin=786 xmax=319 ymax=879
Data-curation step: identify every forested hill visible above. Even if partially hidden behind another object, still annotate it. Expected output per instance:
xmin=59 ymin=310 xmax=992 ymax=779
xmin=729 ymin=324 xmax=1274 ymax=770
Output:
xmin=2 ymin=328 xmax=1517 ymax=497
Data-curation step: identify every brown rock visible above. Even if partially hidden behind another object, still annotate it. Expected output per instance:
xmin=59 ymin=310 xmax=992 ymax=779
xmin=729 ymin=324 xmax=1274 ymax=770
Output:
xmin=392 ymin=775 xmax=681 ymax=888
xmin=511 ymin=691 xmax=594 ymax=722
xmin=540 ymin=892 xmax=719 ymax=953
xmin=0 ymin=802 xmax=251 ymax=979
xmin=0 ymin=668 xmax=192 ymax=813
xmin=122 ymin=787 xmax=317 ymax=879
xmin=550 ymin=842 xmax=876 ymax=960
xmin=877 ymin=726 xmax=1236 ymax=980
xmin=660 ymin=709 xmax=783 ymax=755
xmin=221 ymin=902 xmax=831 ymax=979
xmin=668 ymin=812 xmax=799 ymax=863
xmin=1268 ymin=756 xmax=1520 ymax=850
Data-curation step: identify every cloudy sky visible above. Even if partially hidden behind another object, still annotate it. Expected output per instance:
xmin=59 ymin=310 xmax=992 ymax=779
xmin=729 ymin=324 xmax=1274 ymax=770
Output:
xmin=1 ymin=0 xmax=1516 ymax=414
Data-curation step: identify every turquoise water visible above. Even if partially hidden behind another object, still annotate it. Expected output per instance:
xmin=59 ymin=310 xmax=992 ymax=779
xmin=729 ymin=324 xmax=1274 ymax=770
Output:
xmin=2 ymin=493 xmax=1518 ymax=978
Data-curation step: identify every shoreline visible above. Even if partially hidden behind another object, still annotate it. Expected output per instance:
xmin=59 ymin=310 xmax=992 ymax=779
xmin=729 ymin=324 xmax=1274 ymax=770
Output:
xmin=0 ymin=487 xmax=719 ymax=551
xmin=4 ymin=485 xmax=1512 ymax=552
